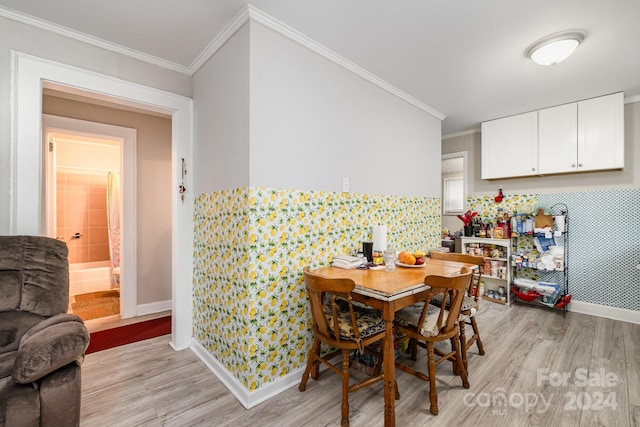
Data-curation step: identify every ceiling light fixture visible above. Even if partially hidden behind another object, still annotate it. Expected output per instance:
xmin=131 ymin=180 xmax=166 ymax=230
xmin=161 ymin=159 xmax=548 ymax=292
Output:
xmin=526 ymin=30 xmax=586 ymax=66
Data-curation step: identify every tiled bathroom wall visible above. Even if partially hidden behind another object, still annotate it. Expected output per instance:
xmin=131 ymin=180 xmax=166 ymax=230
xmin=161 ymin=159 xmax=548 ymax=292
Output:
xmin=56 ymin=172 xmax=110 ymax=264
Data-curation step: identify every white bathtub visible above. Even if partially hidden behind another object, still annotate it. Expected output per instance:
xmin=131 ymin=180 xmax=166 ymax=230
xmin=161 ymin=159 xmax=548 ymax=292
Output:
xmin=69 ymin=261 xmax=115 ymax=295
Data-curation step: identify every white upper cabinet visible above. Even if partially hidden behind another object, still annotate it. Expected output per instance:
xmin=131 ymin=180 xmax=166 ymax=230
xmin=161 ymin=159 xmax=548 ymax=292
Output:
xmin=481 ymin=111 xmax=538 ymax=179
xmin=577 ymin=92 xmax=625 ymax=172
xmin=482 ymin=92 xmax=624 ymax=179
xmin=538 ymin=102 xmax=578 ymax=174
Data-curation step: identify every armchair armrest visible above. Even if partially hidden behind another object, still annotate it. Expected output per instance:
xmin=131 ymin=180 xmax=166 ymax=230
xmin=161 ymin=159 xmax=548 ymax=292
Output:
xmin=12 ymin=314 xmax=90 ymax=384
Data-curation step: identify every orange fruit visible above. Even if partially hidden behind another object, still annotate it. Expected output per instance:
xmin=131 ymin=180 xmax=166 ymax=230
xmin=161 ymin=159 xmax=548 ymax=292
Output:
xmin=398 ymin=251 xmax=409 ymax=263
xmin=404 ymin=254 xmax=416 ymax=265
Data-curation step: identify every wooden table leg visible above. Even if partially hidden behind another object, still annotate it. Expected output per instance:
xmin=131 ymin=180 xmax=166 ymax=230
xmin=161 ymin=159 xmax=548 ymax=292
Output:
xmin=383 ymin=307 xmax=395 ymax=426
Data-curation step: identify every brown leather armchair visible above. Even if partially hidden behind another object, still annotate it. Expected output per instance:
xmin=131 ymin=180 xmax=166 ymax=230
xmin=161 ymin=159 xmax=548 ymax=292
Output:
xmin=0 ymin=236 xmax=90 ymax=427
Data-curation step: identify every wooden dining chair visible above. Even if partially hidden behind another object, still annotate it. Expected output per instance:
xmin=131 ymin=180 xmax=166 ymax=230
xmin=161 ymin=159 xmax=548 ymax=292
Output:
xmin=428 ymin=251 xmax=485 ymax=371
xmin=299 ymin=267 xmax=388 ymax=426
xmin=394 ymin=267 xmax=473 ymax=415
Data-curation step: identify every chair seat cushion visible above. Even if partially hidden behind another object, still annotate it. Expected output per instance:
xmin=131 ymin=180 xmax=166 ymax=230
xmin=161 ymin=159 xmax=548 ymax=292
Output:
xmin=324 ymin=299 xmax=385 ymax=340
xmin=395 ymin=302 xmax=447 ymax=338
xmin=430 ymin=294 xmax=477 ymax=315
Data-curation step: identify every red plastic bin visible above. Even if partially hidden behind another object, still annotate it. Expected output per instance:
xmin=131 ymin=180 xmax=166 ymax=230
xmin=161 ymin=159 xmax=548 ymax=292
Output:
xmin=512 ymin=287 xmax=541 ymax=302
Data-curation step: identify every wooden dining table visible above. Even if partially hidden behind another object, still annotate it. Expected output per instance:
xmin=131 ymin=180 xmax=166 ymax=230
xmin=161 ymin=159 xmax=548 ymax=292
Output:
xmin=311 ymin=257 xmax=469 ymax=427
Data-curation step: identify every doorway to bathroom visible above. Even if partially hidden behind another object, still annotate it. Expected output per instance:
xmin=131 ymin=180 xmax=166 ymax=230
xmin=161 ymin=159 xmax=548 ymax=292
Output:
xmin=13 ymin=52 xmax=193 ymax=350
xmin=43 ymin=114 xmax=138 ymax=321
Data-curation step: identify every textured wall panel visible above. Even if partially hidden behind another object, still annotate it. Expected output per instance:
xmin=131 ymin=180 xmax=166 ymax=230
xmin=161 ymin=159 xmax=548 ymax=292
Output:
xmin=540 ymin=189 xmax=640 ymax=311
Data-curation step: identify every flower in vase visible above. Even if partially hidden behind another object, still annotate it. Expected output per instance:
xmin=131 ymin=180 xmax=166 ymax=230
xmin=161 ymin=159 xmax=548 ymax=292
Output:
xmin=457 ymin=210 xmax=477 ymax=226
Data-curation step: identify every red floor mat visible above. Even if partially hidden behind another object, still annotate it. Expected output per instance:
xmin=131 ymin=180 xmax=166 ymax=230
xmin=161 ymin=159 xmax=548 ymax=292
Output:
xmin=85 ymin=316 xmax=171 ymax=354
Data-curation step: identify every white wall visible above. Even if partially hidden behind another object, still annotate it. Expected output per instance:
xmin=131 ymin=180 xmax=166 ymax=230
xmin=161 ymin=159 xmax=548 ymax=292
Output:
xmin=192 ymin=23 xmax=250 ymax=194
xmin=0 ymin=16 xmax=191 ymax=233
xmin=56 ymin=139 xmax=120 ymax=172
xmin=249 ymin=21 xmax=442 ymax=197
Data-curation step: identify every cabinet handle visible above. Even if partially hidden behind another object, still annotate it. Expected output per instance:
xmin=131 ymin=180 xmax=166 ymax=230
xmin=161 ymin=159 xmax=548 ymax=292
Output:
xmin=531 ymin=167 xmax=535 ymax=171
xmin=578 ymin=163 xmax=583 ymax=167
xmin=571 ymin=163 xmax=576 ymax=168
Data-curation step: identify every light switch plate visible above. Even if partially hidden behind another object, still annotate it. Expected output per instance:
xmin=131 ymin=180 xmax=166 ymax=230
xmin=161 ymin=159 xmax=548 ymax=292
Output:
xmin=342 ymin=176 xmax=349 ymax=192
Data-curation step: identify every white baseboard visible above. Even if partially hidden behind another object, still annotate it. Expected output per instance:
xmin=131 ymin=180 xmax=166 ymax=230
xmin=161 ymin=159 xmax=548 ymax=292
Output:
xmin=569 ymin=299 xmax=640 ymax=324
xmin=137 ymin=299 xmax=171 ymax=316
xmin=190 ymin=339 xmax=304 ymax=409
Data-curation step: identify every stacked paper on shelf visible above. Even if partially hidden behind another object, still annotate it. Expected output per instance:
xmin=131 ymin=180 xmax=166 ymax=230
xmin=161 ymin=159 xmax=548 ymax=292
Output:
xmin=512 ymin=278 xmax=560 ymax=296
xmin=332 ymin=255 xmax=365 ymax=269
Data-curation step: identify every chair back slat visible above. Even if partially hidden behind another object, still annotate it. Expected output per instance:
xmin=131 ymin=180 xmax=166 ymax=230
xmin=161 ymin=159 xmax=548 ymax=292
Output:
xmin=429 ymin=251 xmax=484 ymax=302
xmin=299 ymin=268 xmax=387 ymax=425
xmin=393 ymin=265 xmax=473 ymax=416
xmin=424 ymin=266 xmax=473 ymax=335
xmin=303 ymin=267 xmax=357 ymax=342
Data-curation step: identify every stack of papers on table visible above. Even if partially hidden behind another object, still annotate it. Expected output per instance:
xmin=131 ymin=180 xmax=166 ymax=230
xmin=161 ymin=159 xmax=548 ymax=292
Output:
xmin=332 ymin=255 xmax=365 ymax=269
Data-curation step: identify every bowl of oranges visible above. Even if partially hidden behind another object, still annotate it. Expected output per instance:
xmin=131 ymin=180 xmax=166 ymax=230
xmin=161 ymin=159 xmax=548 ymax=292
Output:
xmin=396 ymin=250 xmax=427 ymax=268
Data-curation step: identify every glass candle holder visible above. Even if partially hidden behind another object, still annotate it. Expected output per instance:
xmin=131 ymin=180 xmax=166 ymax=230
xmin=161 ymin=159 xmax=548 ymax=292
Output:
xmin=383 ymin=249 xmax=396 ymax=272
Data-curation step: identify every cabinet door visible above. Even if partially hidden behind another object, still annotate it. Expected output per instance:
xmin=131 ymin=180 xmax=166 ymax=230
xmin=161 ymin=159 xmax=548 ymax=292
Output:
xmin=481 ymin=111 xmax=538 ymax=179
xmin=577 ymin=92 xmax=624 ymax=171
xmin=538 ymin=103 xmax=578 ymax=174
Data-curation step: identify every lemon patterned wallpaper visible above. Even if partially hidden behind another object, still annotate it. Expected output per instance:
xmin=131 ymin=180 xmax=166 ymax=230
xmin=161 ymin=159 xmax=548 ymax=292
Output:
xmin=467 ymin=194 xmax=539 ymax=224
xmin=468 ymin=194 xmax=541 ymax=282
xmin=193 ymin=187 xmax=441 ymax=392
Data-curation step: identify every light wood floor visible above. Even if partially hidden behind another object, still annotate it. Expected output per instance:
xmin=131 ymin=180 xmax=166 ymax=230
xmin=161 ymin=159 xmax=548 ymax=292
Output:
xmin=80 ymin=302 xmax=640 ymax=426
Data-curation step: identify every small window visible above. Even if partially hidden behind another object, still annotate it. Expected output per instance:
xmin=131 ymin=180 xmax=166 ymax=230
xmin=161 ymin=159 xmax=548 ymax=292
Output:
xmin=442 ymin=154 xmax=465 ymax=214
xmin=443 ymin=176 xmax=464 ymax=213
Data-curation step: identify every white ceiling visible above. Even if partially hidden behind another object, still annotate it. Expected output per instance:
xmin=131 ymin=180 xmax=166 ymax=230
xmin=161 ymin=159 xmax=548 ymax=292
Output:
xmin=2 ymin=0 xmax=639 ymax=135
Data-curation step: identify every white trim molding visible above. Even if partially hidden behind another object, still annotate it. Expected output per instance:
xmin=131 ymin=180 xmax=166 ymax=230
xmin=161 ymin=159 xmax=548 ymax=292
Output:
xmin=137 ymin=300 xmax=172 ymax=317
xmin=0 ymin=4 xmax=445 ymax=121
xmin=190 ymin=339 xmax=304 ymax=409
xmin=569 ymin=299 xmax=640 ymax=325
xmin=624 ymin=94 xmax=640 ymax=104
xmin=188 ymin=5 xmax=252 ymax=73
xmin=244 ymin=6 xmax=445 ymax=120
xmin=10 ymin=51 xmax=194 ymax=351
xmin=0 ymin=5 xmax=190 ymax=74
xmin=442 ymin=128 xmax=481 ymax=140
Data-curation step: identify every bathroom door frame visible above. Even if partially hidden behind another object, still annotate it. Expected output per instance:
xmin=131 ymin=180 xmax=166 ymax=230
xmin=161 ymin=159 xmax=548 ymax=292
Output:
xmin=43 ymin=114 xmax=137 ymax=319
xmin=10 ymin=51 xmax=194 ymax=351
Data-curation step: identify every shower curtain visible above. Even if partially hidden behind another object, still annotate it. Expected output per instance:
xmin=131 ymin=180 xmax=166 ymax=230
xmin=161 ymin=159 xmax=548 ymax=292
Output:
xmin=107 ymin=172 xmax=121 ymax=273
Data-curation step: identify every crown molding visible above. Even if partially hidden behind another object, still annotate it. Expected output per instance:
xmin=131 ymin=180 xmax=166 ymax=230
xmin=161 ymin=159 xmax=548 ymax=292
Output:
xmin=624 ymin=94 xmax=640 ymax=104
xmin=0 ymin=5 xmax=190 ymax=74
xmin=442 ymin=128 xmax=481 ymax=140
xmin=188 ymin=4 xmax=252 ymax=74
xmin=0 ymin=2 xmax=447 ymax=119
xmin=243 ymin=5 xmax=445 ymax=120
xmin=188 ymin=5 xmax=444 ymax=120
